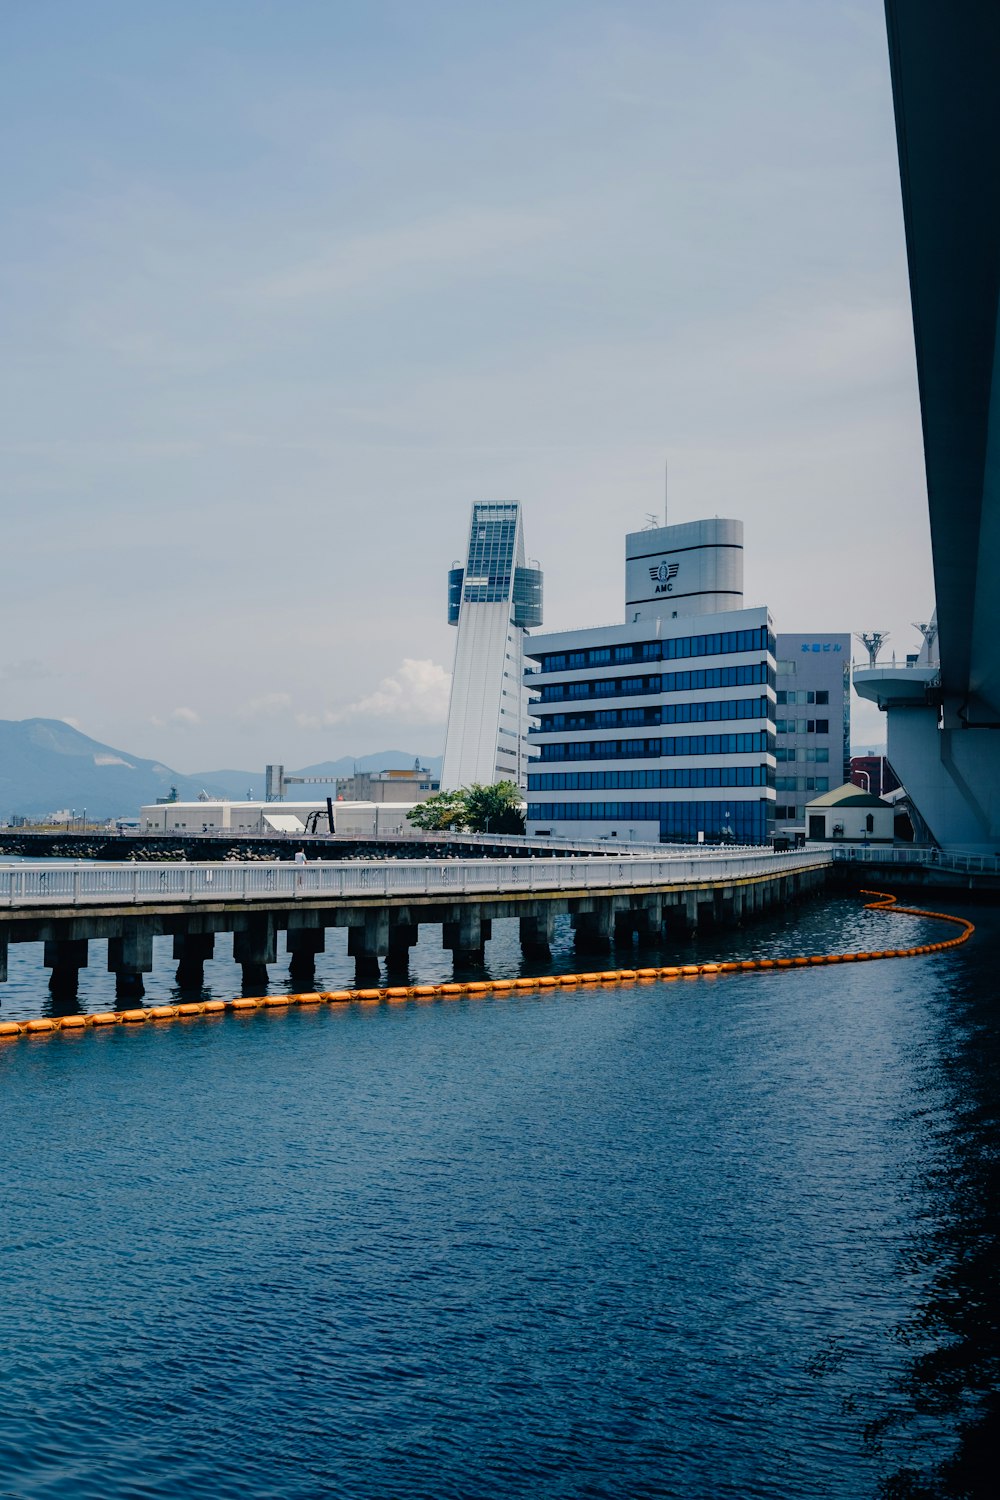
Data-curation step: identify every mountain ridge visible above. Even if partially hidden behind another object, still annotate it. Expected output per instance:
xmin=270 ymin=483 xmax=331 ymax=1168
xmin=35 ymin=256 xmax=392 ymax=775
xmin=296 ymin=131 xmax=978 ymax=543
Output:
xmin=0 ymin=719 xmax=441 ymax=819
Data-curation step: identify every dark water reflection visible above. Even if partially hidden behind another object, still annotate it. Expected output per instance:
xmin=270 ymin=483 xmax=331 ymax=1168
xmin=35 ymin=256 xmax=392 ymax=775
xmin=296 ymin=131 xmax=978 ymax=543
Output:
xmin=0 ymin=890 xmax=997 ymax=1498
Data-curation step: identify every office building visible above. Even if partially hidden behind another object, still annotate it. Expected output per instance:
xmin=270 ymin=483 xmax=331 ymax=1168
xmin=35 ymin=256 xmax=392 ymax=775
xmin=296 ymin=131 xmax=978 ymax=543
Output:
xmin=773 ymin=634 xmax=851 ymax=835
xmin=441 ymin=502 xmax=543 ymax=790
xmin=525 ymin=519 xmax=776 ymax=843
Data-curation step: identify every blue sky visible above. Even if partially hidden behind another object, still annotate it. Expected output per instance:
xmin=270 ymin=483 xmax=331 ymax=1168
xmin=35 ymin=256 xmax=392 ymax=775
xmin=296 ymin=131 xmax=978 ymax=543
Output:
xmin=0 ymin=0 xmax=927 ymax=768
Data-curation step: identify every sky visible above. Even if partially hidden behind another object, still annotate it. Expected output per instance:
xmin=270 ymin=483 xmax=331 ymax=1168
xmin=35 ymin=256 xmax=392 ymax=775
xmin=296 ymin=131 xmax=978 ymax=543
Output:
xmin=0 ymin=0 xmax=929 ymax=771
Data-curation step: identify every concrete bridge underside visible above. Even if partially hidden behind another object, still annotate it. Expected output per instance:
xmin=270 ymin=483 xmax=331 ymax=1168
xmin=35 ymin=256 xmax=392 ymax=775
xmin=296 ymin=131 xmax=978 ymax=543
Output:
xmin=858 ymin=3 xmax=1000 ymax=850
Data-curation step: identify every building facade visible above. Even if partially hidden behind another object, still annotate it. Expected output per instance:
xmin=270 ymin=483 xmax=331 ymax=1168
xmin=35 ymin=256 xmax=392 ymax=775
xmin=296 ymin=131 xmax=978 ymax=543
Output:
xmin=441 ymin=502 xmax=543 ymax=791
xmin=773 ymin=634 xmax=851 ymax=836
xmin=524 ymin=517 xmax=775 ymax=843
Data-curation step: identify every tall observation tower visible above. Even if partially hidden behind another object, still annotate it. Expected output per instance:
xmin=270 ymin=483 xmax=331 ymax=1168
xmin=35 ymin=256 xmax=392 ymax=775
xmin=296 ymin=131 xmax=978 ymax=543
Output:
xmin=441 ymin=502 xmax=543 ymax=791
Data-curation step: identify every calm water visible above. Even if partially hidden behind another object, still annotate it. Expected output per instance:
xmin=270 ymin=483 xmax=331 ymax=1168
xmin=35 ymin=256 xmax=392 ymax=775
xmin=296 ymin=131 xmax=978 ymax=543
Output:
xmin=2 ymin=892 xmax=997 ymax=1498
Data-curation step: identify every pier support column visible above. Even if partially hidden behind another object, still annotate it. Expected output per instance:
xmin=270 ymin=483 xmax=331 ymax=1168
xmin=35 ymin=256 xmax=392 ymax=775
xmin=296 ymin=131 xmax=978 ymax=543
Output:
xmin=659 ymin=894 xmax=684 ymax=942
xmin=519 ymin=909 xmax=555 ymax=959
xmin=233 ymin=916 xmax=277 ymax=995
xmin=348 ymin=914 xmax=390 ymax=984
xmin=44 ymin=937 xmax=88 ymax=998
xmin=172 ymin=932 xmax=214 ymax=990
xmin=107 ymin=928 xmax=154 ymax=1002
xmin=572 ymin=902 xmax=614 ymax=955
xmin=386 ymin=922 xmax=419 ymax=975
xmin=443 ymin=911 xmax=491 ymax=968
xmin=286 ymin=925 xmax=325 ymax=989
xmin=0 ymin=930 xmax=7 ymax=985
xmin=632 ymin=902 xmax=661 ymax=949
xmin=731 ymin=886 xmax=745 ymax=924
xmin=684 ymin=891 xmax=700 ymax=933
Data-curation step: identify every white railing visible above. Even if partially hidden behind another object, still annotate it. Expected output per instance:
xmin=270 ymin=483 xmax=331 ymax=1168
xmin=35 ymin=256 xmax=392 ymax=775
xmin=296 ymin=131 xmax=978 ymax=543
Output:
xmin=831 ymin=845 xmax=1000 ymax=876
xmin=0 ymin=849 xmax=832 ymax=910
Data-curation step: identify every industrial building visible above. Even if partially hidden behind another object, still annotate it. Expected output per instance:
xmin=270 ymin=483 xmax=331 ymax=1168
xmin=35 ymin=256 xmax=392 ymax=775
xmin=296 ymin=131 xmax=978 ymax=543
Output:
xmin=140 ymin=800 xmax=419 ymax=838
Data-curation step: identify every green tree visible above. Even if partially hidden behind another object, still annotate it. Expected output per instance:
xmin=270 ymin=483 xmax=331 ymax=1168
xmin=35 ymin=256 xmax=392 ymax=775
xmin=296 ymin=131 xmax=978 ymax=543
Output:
xmin=462 ymin=781 xmax=525 ymax=835
xmin=407 ymin=780 xmax=525 ymax=835
xmin=406 ymin=788 xmax=469 ymax=831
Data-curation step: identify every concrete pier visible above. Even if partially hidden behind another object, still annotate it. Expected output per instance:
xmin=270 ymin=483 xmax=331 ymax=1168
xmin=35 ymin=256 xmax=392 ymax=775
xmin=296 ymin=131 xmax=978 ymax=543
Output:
xmin=44 ymin=936 xmax=88 ymax=997
xmin=233 ymin=916 xmax=277 ymax=995
xmin=0 ymin=851 xmax=833 ymax=999
xmin=173 ymin=932 xmax=214 ymax=989
xmin=107 ymin=927 xmax=154 ymax=1000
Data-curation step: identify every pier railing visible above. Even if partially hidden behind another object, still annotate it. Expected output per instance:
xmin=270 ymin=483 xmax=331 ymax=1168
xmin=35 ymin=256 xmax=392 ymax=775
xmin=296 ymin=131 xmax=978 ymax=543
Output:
xmin=0 ymin=848 xmax=831 ymax=910
xmin=830 ymin=845 xmax=1000 ymax=876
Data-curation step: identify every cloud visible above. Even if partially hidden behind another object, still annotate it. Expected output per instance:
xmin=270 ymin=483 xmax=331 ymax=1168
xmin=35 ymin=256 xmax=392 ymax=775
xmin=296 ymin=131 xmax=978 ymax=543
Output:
xmin=150 ymin=706 xmax=201 ymax=729
xmin=300 ymin=659 xmax=451 ymax=729
xmin=61 ymin=716 xmax=82 ymax=730
xmin=238 ymin=691 xmax=293 ymax=722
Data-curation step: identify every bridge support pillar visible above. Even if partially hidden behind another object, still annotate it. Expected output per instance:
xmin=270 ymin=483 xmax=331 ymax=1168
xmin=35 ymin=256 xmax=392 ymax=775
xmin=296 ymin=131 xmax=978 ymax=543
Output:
xmin=519 ymin=910 xmax=555 ymax=958
xmin=386 ymin=922 xmax=419 ymax=975
xmin=572 ymin=903 xmax=614 ymax=955
xmin=443 ymin=911 xmax=491 ymax=968
xmin=348 ymin=914 xmax=389 ymax=984
xmin=632 ymin=901 xmax=662 ymax=948
xmin=108 ymin=928 xmax=154 ymax=1001
xmin=233 ymin=917 xmax=277 ymax=994
xmin=658 ymin=894 xmax=683 ymax=941
xmin=45 ymin=936 xmax=87 ymax=998
xmin=286 ymin=924 xmax=325 ymax=988
xmin=172 ymin=932 xmax=214 ymax=990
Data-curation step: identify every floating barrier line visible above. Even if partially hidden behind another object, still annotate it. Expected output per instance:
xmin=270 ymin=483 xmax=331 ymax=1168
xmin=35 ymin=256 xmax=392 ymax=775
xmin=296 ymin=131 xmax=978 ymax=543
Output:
xmin=0 ymin=889 xmax=973 ymax=1045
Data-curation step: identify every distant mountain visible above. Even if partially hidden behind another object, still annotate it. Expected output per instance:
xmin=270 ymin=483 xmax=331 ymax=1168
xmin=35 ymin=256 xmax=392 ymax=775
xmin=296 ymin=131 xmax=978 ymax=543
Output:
xmin=0 ymin=719 xmax=443 ymax=819
xmin=0 ymin=719 xmax=237 ymax=819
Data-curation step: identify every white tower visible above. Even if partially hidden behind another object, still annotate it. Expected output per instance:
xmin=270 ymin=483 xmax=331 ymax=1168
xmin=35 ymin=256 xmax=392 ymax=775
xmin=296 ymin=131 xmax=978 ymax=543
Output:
xmin=442 ymin=502 xmax=543 ymax=790
xmin=625 ymin=517 xmax=744 ymax=622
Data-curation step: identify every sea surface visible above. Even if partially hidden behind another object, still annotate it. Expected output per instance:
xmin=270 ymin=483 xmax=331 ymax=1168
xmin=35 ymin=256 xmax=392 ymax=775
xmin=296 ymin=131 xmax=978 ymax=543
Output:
xmin=2 ymin=890 xmax=998 ymax=1498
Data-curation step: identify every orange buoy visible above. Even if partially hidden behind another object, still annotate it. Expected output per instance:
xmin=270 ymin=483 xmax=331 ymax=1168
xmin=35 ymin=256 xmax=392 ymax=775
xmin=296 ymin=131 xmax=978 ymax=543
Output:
xmin=119 ymin=1009 xmax=148 ymax=1024
xmin=91 ymin=1011 xmax=118 ymax=1026
xmin=25 ymin=1018 xmax=57 ymax=1034
xmin=228 ymin=997 xmax=260 ymax=1011
xmin=60 ymin=1014 xmax=88 ymax=1029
